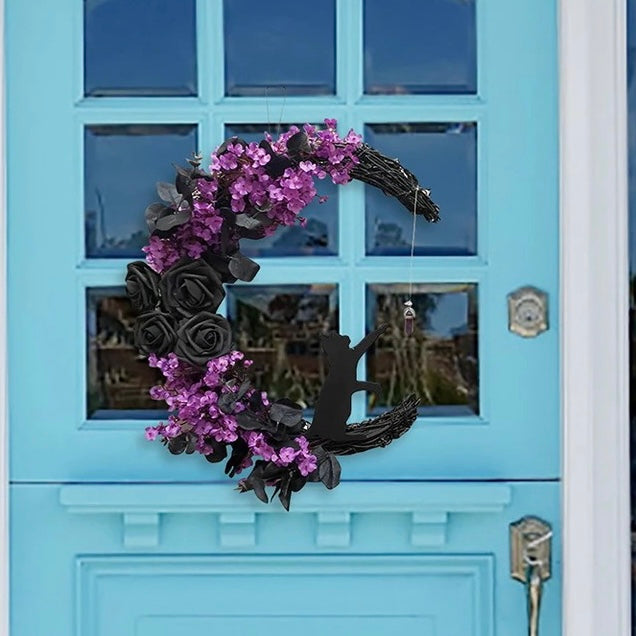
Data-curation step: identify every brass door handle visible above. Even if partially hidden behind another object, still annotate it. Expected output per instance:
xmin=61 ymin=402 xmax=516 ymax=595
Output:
xmin=527 ymin=563 xmax=543 ymax=636
xmin=510 ymin=517 xmax=552 ymax=636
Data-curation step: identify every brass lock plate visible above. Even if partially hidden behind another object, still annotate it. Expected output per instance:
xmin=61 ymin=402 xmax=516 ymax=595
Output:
xmin=507 ymin=286 xmax=548 ymax=338
xmin=510 ymin=516 xmax=552 ymax=582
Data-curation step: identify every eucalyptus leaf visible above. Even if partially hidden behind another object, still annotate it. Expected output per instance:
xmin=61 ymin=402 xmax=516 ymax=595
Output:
xmin=235 ymin=410 xmax=264 ymax=431
xmin=228 ymin=252 xmax=260 ymax=282
xmin=318 ymin=453 xmax=341 ymax=489
xmin=269 ymin=400 xmax=303 ymax=427
xmin=156 ymin=181 xmax=180 ymax=204
xmin=154 ymin=207 xmax=191 ymax=232
xmin=167 ymin=433 xmax=188 ymax=455
xmin=286 ymin=131 xmax=311 ymax=160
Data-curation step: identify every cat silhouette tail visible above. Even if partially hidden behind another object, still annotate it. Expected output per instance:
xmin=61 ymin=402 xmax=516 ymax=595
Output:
xmin=313 ymin=394 xmax=420 ymax=456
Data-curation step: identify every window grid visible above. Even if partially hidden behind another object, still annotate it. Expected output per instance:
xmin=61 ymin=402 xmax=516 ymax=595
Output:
xmin=77 ymin=0 xmax=485 ymax=428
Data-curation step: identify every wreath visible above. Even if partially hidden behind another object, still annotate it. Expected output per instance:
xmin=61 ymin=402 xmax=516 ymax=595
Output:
xmin=125 ymin=119 xmax=439 ymax=509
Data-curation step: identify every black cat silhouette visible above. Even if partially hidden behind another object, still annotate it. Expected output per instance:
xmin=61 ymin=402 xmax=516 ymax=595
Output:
xmin=309 ymin=324 xmax=389 ymax=441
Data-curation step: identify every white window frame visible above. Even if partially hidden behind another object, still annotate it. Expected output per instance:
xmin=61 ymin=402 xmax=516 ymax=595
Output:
xmin=0 ymin=0 xmax=632 ymax=633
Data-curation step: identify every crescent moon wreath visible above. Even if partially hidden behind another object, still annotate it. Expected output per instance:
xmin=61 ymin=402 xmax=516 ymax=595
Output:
xmin=125 ymin=120 xmax=440 ymax=509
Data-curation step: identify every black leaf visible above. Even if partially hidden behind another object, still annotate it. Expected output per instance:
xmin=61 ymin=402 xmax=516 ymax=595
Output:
xmin=154 ymin=206 xmax=191 ymax=233
xmin=234 ymin=213 xmax=263 ymax=230
xmin=261 ymin=462 xmax=286 ymax=481
xmin=290 ymin=472 xmax=307 ymax=492
xmin=286 ymin=131 xmax=311 ymax=160
xmin=235 ymin=410 xmax=265 ymax=431
xmin=145 ymin=201 xmax=191 ymax=237
xmin=185 ymin=434 xmax=197 ymax=454
xmin=218 ymin=391 xmax=238 ymax=415
xmin=224 ymin=437 xmax=250 ymax=477
xmin=168 ymin=433 xmax=188 ymax=455
xmin=202 ymin=250 xmax=238 ymax=284
xmin=175 ymin=171 xmax=194 ymax=206
xmin=318 ymin=453 xmax=341 ymax=489
xmin=259 ymin=140 xmax=293 ymax=178
xmin=204 ymin=437 xmax=228 ymax=463
xmin=228 ymin=252 xmax=260 ymax=282
xmin=156 ymin=181 xmax=180 ymax=205
xmin=250 ymin=477 xmax=269 ymax=503
xmin=278 ymin=472 xmax=292 ymax=511
xmin=269 ymin=399 xmax=303 ymax=427
xmin=216 ymin=136 xmax=248 ymax=156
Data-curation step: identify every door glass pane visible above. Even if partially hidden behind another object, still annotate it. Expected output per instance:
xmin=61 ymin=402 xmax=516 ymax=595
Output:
xmin=365 ymin=123 xmax=477 ymax=256
xmin=84 ymin=0 xmax=197 ymax=97
xmin=224 ymin=124 xmax=338 ymax=256
xmin=87 ymin=287 xmax=165 ymax=420
xmin=366 ymin=283 xmax=479 ymax=416
xmin=364 ymin=0 xmax=477 ymax=95
xmin=226 ymin=284 xmax=338 ymax=408
xmin=224 ymin=0 xmax=336 ymax=96
xmin=85 ymin=124 xmax=197 ymax=258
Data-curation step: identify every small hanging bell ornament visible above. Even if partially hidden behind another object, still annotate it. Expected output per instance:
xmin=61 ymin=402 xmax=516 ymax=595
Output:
xmin=403 ymin=300 xmax=416 ymax=337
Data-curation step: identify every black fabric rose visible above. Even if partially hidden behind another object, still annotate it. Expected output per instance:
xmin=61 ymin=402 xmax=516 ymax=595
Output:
xmin=134 ymin=311 xmax=177 ymax=357
xmin=125 ymin=261 xmax=160 ymax=313
xmin=175 ymin=312 xmax=232 ymax=368
xmin=160 ymin=258 xmax=225 ymax=318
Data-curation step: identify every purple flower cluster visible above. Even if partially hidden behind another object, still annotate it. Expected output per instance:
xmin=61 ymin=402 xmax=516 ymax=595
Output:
xmin=142 ymin=120 xmax=362 ymax=274
xmin=144 ymin=352 xmax=317 ymax=477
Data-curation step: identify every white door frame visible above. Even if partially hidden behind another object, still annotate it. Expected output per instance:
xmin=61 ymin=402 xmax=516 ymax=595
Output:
xmin=0 ymin=0 xmax=632 ymax=634
xmin=560 ymin=0 xmax=631 ymax=633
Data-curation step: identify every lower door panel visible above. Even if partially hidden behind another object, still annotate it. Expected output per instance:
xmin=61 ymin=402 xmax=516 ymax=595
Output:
xmin=10 ymin=481 xmax=561 ymax=636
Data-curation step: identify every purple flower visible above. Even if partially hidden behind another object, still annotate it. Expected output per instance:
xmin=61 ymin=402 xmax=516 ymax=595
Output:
xmin=277 ymin=447 xmax=297 ymax=464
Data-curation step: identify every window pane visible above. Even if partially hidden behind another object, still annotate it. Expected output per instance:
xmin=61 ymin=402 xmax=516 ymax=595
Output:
xmin=365 ymin=123 xmax=477 ymax=256
xmin=226 ymin=284 xmax=338 ymax=408
xmin=85 ymin=124 xmax=197 ymax=258
xmin=87 ymin=287 xmax=165 ymax=419
xmin=224 ymin=0 xmax=335 ymax=96
xmin=224 ymin=124 xmax=338 ymax=256
xmin=364 ymin=0 xmax=477 ymax=95
xmin=84 ymin=0 xmax=197 ymax=97
xmin=366 ymin=283 xmax=478 ymax=416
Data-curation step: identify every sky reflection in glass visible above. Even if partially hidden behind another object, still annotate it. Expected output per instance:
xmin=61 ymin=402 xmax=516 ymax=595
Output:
xmin=365 ymin=123 xmax=477 ymax=256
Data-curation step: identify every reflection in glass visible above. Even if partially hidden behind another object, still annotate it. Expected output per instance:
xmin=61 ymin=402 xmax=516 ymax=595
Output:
xmin=365 ymin=123 xmax=477 ymax=256
xmin=224 ymin=124 xmax=338 ymax=256
xmin=85 ymin=124 xmax=197 ymax=258
xmin=364 ymin=0 xmax=476 ymax=95
xmin=84 ymin=0 xmax=197 ymax=96
xmin=227 ymin=284 xmax=338 ymax=408
xmin=366 ymin=283 xmax=478 ymax=416
xmin=87 ymin=287 xmax=165 ymax=419
xmin=224 ymin=0 xmax=335 ymax=96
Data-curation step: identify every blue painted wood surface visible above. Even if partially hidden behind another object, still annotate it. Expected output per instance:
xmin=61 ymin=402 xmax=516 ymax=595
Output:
xmin=7 ymin=0 xmax=560 ymax=634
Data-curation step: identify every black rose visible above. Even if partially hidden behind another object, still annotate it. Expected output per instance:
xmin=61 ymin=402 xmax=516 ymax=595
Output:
xmin=134 ymin=311 xmax=177 ymax=357
xmin=175 ymin=312 xmax=232 ymax=368
xmin=160 ymin=258 xmax=225 ymax=318
xmin=125 ymin=261 xmax=160 ymax=313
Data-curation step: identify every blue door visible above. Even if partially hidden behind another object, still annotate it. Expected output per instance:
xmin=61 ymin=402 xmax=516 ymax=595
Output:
xmin=8 ymin=1 xmax=560 ymax=634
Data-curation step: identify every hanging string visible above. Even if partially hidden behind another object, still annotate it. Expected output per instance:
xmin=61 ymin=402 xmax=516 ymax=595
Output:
xmin=403 ymin=189 xmax=420 ymax=336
